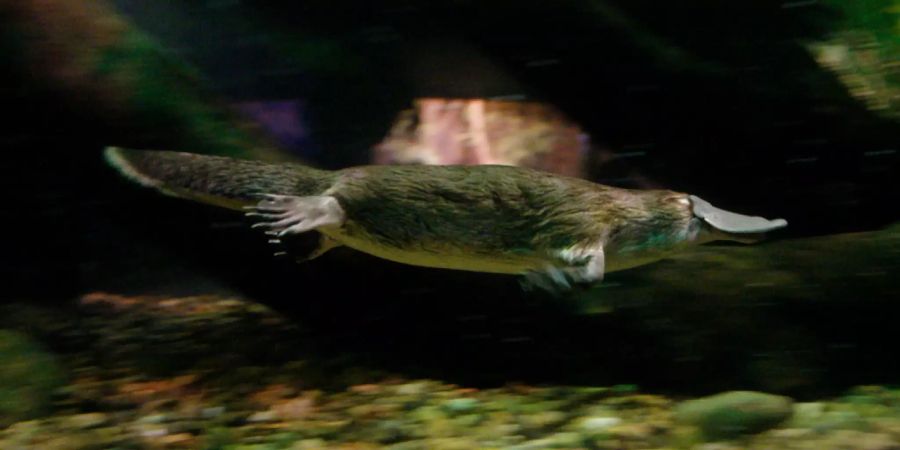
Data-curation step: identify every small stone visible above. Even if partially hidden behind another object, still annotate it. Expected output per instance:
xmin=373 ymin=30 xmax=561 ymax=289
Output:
xmin=65 ymin=412 xmax=110 ymax=429
xmin=508 ymin=432 xmax=585 ymax=450
xmin=453 ymin=413 xmax=484 ymax=428
xmin=157 ymin=433 xmax=196 ymax=447
xmin=273 ymin=396 xmax=315 ymax=419
xmin=521 ymin=410 xmax=567 ymax=431
xmin=0 ymin=330 xmax=67 ymax=427
xmin=201 ymin=406 xmax=226 ymax=418
xmin=291 ymin=439 xmax=328 ymax=450
xmin=826 ymin=430 xmax=900 ymax=450
xmin=442 ymin=398 xmax=479 ymax=415
xmin=410 ymin=405 xmax=443 ymax=423
xmin=505 ymin=439 xmax=553 ymax=450
xmin=577 ymin=416 xmax=623 ymax=435
xmin=396 ymin=383 xmax=427 ymax=395
xmin=428 ymin=437 xmax=479 ymax=450
xmin=246 ymin=410 xmax=279 ymax=423
xmin=695 ymin=443 xmax=743 ymax=450
xmin=789 ymin=402 xmax=826 ymax=428
xmin=350 ymin=384 xmax=381 ymax=394
xmin=608 ymin=423 xmax=656 ymax=440
xmin=5 ymin=419 xmax=41 ymax=434
xmin=675 ymin=390 xmax=793 ymax=440
xmin=385 ymin=441 xmax=428 ymax=450
xmin=769 ymin=428 xmax=815 ymax=439
xmin=138 ymin=426 xmax=168 ymax=438
xmin=794 ymin=402 xmax=825 ymax=418
xmin=373 ymin=419 xmax=411 ymax=444
xmin=811 ymin=410 xmax=866 ymax=433
xmin=137 ymin=413 xmax=168 ymax=424
xmin=871 ymin=418 xmax=900 ymax=437
xmin=544 ymin=431 xmax=584 ymax=447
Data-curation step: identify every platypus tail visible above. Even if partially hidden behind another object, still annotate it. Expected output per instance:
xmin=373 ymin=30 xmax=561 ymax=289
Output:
xmin=104 ymin=147 xmax=335 ymax=210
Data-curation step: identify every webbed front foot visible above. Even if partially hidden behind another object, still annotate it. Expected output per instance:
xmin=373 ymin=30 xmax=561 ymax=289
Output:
xmin=244 ymin=194 xmax=346 ymax=237
xmin=520 ymin=245 xmax=605 ymax=293
xmin=520 ymin=267 xmax=577 ymax=293
xmin=520 ymin=265 xmax=602 ymax=293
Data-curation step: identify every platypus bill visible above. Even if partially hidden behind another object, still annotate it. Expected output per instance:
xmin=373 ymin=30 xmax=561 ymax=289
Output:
xmin=105 ymin=147 xmax=787 ymax=288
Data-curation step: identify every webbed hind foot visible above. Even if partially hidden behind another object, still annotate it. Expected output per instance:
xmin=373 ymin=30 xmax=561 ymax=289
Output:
xmin=244 ymin=194 xmax=346 ymax=237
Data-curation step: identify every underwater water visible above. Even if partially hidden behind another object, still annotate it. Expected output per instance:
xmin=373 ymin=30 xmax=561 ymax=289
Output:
xmin=2 ymin=0 xmax=899 ymax=448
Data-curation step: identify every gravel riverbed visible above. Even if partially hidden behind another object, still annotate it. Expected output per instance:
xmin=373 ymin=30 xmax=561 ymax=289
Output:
xmin=1 ymin=293 xmax=899 ymax=450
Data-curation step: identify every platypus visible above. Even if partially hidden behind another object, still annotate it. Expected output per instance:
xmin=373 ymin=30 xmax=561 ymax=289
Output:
xmin=105 ymin=147 xmax=787 ymax=287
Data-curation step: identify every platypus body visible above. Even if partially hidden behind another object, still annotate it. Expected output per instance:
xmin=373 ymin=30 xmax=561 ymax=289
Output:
xmin=106 ymin=147 xmax=787 ymax=287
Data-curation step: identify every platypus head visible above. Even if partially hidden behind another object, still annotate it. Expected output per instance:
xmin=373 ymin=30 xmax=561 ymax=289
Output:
xmin=609 ymin=191 xmax=776 ymax=250
xmin=601 ymin=191 xmax=785 ymax=272
xmin=686 ymin=194 xmax=788 ymax=244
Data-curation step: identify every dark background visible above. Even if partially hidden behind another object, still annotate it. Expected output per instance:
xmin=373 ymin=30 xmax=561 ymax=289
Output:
xmin=3 ymin=0 xmax=899 ymax=396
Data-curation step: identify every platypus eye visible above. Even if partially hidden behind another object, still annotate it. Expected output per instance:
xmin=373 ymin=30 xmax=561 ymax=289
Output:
xmin=663 ymin=194 xmax=690 ymax=206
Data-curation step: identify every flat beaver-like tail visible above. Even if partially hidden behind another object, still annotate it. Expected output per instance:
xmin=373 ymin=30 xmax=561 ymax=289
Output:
xmin=104 ymin=147 xmax=334 ymax=210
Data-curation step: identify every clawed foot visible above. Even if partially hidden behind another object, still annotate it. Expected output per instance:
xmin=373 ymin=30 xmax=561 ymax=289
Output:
xmin=520 ymin=266 xmax=581 ymax=293
xmin=520 ymin=246 xmax=605 ymax=293
xmin=520 ymin=266 xmax=604 ymax=295
xmin=244 ymin=194 xmax=346 ymax=237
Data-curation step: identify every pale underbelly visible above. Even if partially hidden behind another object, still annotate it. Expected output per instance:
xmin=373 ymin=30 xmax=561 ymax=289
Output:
xmin=323 ymin=230 xmax=546 ymax=274
xmin=322 ymin=228 xmax=680 ymax=276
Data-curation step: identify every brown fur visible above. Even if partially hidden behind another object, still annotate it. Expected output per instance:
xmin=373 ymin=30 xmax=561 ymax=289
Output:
xmin=329 ymin=165 xmax=693 ymax=263
xmin=107 ymin=148 xmax=699 ymax=273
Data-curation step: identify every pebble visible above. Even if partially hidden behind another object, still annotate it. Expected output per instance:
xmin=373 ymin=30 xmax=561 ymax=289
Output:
xmin=201 ymin=406 xmax=226 ymax=418
xmin=137 ymin=413 xmax=168 ymax=424
xmin=396 ymin=383 xmax=427 ymax=395
xmin=453 ymin=413 xmax=483 ymax=427
xmin=608 ymin=423 xmax=656 ymax=439
xmin=0 ymin=330 xmax=67 ymax=427
xmin=64 ymin=412 xmax=110 ymax=429
xmin=138 ymin=426 xmax=168 ymax=438
xmin=11 ymin=294 xmax=900 ymax=449
xmin=246 ymin=410 xmax=280 ymax=423
xmin=696 ymin=443 xmax=743 ymax=450
xmin=442 ymin=398 xmax=479 ymax=415
xmin=544 ymin=431 xmax=584 ymax=447
xmin=577 ymin=416 xmax=623 ymax=434
xmin=827 ymin=430 xmax=900 ymax=450
xmin=794 ymin=402 xmax=825 ymax=419
xmin=675 ymin=390 xmax=793 ymax=440
xmin=520 ymin=410 xmax=567 ymax=431
xmin=291 ymin=439 xmax=328 ymax=450
xmin=156 ymin=433 xmax=196 ymax=447
xmin=769 ymin=428 xmax=815 ymax=439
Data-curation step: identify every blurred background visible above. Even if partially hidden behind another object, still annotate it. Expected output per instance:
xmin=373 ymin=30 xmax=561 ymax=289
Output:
xmin=1 ymin=0 xmax=899 ymax=447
